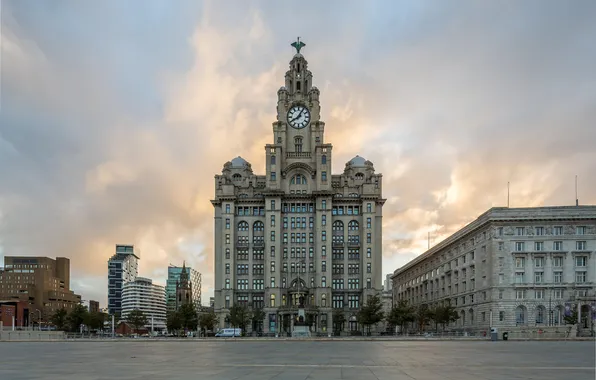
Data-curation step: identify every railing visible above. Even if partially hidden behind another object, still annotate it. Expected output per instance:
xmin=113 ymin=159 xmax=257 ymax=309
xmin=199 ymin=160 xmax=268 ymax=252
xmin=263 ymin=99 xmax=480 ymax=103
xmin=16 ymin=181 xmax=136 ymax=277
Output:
xmin=286 ymin=152 xmax=311 ymax=159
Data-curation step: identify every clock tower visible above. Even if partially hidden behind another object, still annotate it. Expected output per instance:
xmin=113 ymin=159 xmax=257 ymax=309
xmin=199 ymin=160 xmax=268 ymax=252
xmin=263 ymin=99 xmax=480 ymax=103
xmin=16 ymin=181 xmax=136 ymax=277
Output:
xmin=266 ymin=38 xmax=332 ymax=194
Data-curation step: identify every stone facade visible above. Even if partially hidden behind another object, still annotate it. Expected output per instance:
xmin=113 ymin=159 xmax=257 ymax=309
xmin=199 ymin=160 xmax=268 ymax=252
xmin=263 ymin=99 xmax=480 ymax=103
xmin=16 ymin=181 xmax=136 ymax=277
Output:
xmin=212 ymin=43 xmax=384 ymax=334
xmin=392 ymin=206 xmax=596 ymax=334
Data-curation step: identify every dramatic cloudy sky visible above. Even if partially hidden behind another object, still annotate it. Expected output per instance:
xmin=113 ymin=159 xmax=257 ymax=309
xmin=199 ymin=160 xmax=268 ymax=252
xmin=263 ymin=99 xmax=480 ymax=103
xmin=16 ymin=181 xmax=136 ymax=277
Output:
xmin=1 ymin=0 xmax=595 ymax=306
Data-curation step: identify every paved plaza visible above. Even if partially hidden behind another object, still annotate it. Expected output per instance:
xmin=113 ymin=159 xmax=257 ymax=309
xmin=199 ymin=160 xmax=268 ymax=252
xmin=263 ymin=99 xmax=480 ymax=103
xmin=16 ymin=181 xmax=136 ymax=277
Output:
xmin=0 ymin=340 xmax=594 ymax=380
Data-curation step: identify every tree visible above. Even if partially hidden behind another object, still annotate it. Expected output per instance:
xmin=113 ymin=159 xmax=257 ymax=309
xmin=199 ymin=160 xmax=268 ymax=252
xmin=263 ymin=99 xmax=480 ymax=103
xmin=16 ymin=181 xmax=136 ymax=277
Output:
xmin=126 ymin=309 xmax=148 ymax=333
xmin=228 ymin=304 xmax=252 ymax=334
xmin=85 ymin=311 xmax=107 ymax=331
xmin=386 ymin=300 xmax=416 ymax=334
xmin=332 ymin=310 xmax=346 ymax=335
xmin=357 ymin=295 xmax=385 ymax=334
xmin=431 ymin=303 xmax=459 ymax=332
xmin=564 ymin=309 xmax=578 ymax=325
xmin=415 ymin=304 xmax=432 ymax=332
xmin=179 ymin=303 xmax=199 ymax=331
xmin=67 ymin=304 xmax=89 ymax=332
xmin=166 ymin=311 xmax=182 ymax=333
xmin=251 ymin=308 xmax=266 ymax=334
xmin=198 ymin=311 xmax=219 ymax=336
xmin=50 ymin=308 xmax=68 ymax=331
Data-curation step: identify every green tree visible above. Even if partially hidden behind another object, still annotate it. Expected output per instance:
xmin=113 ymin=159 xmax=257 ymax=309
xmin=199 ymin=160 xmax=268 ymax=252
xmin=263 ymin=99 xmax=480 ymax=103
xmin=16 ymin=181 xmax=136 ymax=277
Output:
xmin=251 ymin=308 xmax=266 ymax=333
xmin=198 ymin=311 xmax=219 ymax=336
xmin=50 ymin=308 xmax=68 ymax=331
xmin=67 ymin=304 xmax=89 ymax=332
xmin=126 ymin=309 xmax=148 ymax=333
xmin=357 ymin=295 xmax=385 ymax=334
xmin=85 ymin=311 xmax=107 ymax=331
xmin=431 ymin=303 xmax=459 ymax=332
xmin=228 ymin=304 xmax=252 ymax=334
xmin=179 ymin=303 xmax=199 ymax=331
xmin=166 ymin=310 xmax=182 ymax=333
xmin=415 ymin=304 xmax=432 ymax=332
xmin=332 ymin=310 xmax=346 ymax=335
xmin=564 ymin=309 xmax=578 ymax=325
xmin=386 ymin=300 xmax=416 ymax=334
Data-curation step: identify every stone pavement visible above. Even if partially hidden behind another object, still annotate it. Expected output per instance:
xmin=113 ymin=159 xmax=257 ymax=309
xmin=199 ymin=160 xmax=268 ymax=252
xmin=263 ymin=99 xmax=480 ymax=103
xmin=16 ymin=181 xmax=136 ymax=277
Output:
xmin=0 ymin=340 xmax=594 ymax=379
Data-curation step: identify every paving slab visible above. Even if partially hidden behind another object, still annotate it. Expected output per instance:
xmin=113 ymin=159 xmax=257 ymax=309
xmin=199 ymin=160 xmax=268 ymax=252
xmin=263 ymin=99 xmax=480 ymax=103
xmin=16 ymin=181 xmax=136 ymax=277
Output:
xmin=0 ymin=340 xmax=594 ymax=379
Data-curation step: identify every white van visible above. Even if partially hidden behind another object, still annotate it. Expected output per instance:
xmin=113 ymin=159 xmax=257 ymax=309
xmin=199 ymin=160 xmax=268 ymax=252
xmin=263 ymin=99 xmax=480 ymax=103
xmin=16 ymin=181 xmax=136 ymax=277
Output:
xmin=215 ymin=328 xmax=242 ymax=337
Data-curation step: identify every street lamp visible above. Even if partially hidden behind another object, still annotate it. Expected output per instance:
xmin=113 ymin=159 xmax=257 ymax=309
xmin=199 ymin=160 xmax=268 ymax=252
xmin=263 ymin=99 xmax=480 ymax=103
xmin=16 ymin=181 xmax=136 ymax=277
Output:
xmin=35 ymin=309 xmax=42 ymax=331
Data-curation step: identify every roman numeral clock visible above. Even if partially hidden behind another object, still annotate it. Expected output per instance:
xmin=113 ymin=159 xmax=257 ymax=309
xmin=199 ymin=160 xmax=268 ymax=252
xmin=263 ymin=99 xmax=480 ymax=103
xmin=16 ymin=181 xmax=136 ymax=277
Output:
xmin=287 ymin=104 xmax=311 ymax=129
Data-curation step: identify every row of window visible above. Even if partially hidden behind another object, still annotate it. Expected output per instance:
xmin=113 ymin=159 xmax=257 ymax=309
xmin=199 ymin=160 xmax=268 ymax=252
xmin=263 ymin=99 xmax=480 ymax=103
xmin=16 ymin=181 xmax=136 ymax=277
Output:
xmin=225 ymin=231 xmax=373 ymax=244
xmin=513 ymin=256 xmax=588 ymax=268
xmin=224 ymin=201 xmax=375 ymax=214
xmin=509 ymin=270 xmax=589 ymax=284
xmin=223 ymin=292 xmax=360 ymax=309
xmin=513 ymin=241 xmax=588 ymax=252
xmin=503 ymin=226 xmax=589 ymax=236
xmin=224 ymin=247 xmax=373 ymax=260
xmin=223 ymin=276 xmax=372 ymax=292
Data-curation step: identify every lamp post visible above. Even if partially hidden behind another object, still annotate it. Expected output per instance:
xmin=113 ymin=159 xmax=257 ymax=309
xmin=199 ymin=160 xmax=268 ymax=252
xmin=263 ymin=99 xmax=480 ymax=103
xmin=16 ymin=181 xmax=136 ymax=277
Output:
xmin=35 ymin=309 xmax=42 ymax=331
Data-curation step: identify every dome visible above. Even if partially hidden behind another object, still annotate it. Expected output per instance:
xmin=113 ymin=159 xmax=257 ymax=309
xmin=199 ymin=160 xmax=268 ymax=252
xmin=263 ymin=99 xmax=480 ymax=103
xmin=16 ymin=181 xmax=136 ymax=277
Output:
xmin=348 ymin=155 xmax=367 ymax=167
xmin=278 ymin=86 xmax=287 ymax=92
xmin=231 ymin=156 xmax=249 ymax=167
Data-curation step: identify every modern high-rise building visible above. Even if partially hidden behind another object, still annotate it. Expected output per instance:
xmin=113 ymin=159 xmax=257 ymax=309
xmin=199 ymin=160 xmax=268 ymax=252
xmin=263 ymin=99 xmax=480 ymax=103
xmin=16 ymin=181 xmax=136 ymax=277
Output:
xmin=121 ymin=277 xmax=166 ymax=331
xmin=165 ymin=263 xmax=202 ymax=311
xmin=392 ymin=206 xmax=596 ymax=336
xmin=0 ymin=256 xmax=81 ymax=321
xmin=212 ymin=40 xmax=384 ymax=334
xmin=107 ymin=244 xmax=139 ymax=315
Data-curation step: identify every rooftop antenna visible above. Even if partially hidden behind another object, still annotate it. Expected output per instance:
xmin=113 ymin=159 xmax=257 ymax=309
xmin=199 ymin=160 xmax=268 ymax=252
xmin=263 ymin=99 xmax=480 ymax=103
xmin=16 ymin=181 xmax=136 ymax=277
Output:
xmin=428 ymin=231 xmax=430 ymax=250
xmin=575 ymin=175 xmax=579 ymax=206
xmin=507 ymin=182 xmax=510 ymax=208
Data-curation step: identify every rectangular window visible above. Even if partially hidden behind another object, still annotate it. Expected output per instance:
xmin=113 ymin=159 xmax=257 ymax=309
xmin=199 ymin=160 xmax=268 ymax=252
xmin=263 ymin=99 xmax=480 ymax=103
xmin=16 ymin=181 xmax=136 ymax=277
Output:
xmin=225 ymin=234 xmax=230 ymax=244
xmin=515 ymin=257 xmax=525 ymax=268
xmin=225 ymin=218 xmax=230 ymax=229
xmin=225 ymin=204 xmax=230 ymax=213
xmin=553 ymin=256 xmax=563 ymax=267
xmin=576 ymin=226 xmax=586 ymax=235
xmin=575 ymin=256 xmax=587 ymax=267
xmin=534 ymin=242 xmax=543 ymax=251
xmin=322 ymin=200 xmax=327 ymax=209
xmin=498 ymin=242 xmax=504 ymax=251
xmin=553 ymin=226 xmax=562 ymax=235
xmin=553 ymin=241 xmax=562 ymax=251
xmin=515 ymin=272 xmax=525 ymax=284
xmin=553 ymin=271 xmax=562 ymax=283
xmin=554 ymin=289 xmax=563 ymax=299
xmin=322 ymin=231 xmax=326 ymax=241
xmin=321 ymin=261 xmax=326 ymax=272
xmin=534 ymin=272 xmax=543 ymax=283
xmin=271 ymin=172 xmax=276 ymax=180
xmin=534 ymin=257 xmax=544 ymax=268
xmin=516 ymin=290 xmax=525 ymax=299
xmin=367 ymin=263 xmax=371 ymax=273
xmin=366 ymin=248 xmax=371 ymax=258
xmin=271 ymin=200 xmax=275 ymax=210
xmin=515 ymin=242 xmax=525 ymax=252
xmin=576 ymin=241 xmax=586 ymax=250
xmin=575 ymin=271 xmax=586 ymax=283
xmin=366 ymin=218 xmax=371 ymax=229
xmin=321 ymin=171 xmax=327 ymax=181
xmin=535 ymin=227 xmax=544 ymax=235
xmin=367 ymin=203 xmax=372 ymax=213
xmin=270 ymin=261 xmax=275 ymax=273
xmin=499 ymin=290 xmax=504 ymax=299
xmin=516 ymin=227 xmax=525 ymax=236
xmin=366 ymin=233 xmax=371 ymax=244
xmin=499 ymin=311 xmax=504 ymax=321
xmin=271 ymin=155 xmax=276 ymax=165
xmin=270 ymin=231 xmax=275 ymax=241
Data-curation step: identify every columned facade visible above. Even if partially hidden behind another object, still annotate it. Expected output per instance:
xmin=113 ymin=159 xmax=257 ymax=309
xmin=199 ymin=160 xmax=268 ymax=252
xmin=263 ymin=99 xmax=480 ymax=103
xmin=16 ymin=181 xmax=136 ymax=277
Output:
xmin=212 ymin=40 xmax=384 ymax=334
xmin=392 ymin=206 xmax=596 ymax=336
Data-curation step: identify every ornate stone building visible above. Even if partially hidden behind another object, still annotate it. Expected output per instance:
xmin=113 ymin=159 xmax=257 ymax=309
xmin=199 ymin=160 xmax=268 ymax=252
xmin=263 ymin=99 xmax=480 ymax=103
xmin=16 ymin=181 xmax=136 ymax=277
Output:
xmin=392 ymin=206 xmax=596 ymax=335
xmin=212 ymin=40 xmax=384 ymax=334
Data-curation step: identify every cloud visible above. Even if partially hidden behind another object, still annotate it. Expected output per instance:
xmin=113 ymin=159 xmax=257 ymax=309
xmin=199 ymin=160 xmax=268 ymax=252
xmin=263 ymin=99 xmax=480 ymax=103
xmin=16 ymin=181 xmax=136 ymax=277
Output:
xmin=1 ymin=0 xmax=595 ymax=306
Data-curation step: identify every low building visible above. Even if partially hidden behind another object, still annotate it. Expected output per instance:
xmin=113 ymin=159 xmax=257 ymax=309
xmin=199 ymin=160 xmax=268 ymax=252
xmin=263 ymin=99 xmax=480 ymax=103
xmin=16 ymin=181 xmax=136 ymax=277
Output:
xmin=121 ymin=277 xmax=166 ymax=331
xmin=0 ymin=301 xmax=29 ymax=329
xmin=392 ymin=206 xmax=596 ymax=336
xmin=0 ymin=256 xmax=81 ymax=321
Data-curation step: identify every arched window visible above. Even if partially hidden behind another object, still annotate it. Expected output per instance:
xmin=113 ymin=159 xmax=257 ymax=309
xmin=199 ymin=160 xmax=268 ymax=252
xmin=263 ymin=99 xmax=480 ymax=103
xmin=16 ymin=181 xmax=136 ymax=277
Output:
xmin=232 ymin=173 xmax=242 ymax=181
xmin=321 ymin=276 xmax=326 ymax=287
xmin=332 ymin=221 xmax=344 ymax=231
xmin=290 ymin=174 xmax=307 ymax=185
xmin=270 ymin=294 xmax=276 ymax=307
xmin=460 ymin=310 xmax=466 ymax=325
xmin=355 ymin=173 xmax=364 ymax=180
xmin=253 ymin=221 xmax=264 ymax=232
xmin=295 ymin=136 xmax=303 ymax=152
xmin=238 ymin=221 xmax=249 ymax=231
xmin=516 ymin=306 xmax=526 ymax=325
xmin=348 ymin=221 xmax=359 ymax=231
xmin=321 ymin=294 xmax=327 ymax=307
xmin=535 ymin=305 xmax=546 ymax=324
xmin=468 ymin=309 xmax=474 ymax=324
xmin=321 ymin=155 xmax=327 ymax=165
xmin=225 ymin=279 xmax=230 ymax=289
xmin=554 ymin=305 xmax=563 ymax=325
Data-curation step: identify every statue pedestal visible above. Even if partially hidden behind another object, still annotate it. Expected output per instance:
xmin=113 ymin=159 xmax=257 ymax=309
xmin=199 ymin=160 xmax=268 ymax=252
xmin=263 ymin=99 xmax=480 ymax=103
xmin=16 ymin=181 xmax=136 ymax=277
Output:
xmin=291 ymin=308 xmax=311 ymax=338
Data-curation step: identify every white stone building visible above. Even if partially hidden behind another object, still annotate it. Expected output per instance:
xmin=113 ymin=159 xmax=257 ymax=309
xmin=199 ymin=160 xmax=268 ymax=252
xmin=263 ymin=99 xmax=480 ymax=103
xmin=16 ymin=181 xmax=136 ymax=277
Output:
xmin=212 ymin=40 xmax=384 ymax=334
xmin=392 ymin=206 xmax=596 ymax=335
xmin=121 ymin=277 xmax=167 ymax=331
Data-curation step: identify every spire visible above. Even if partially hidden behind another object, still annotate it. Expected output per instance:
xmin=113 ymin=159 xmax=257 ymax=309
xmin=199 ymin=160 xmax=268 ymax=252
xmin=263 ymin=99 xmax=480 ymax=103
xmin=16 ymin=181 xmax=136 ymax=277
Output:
xmin=181 ymin=261 xmax=186 ymax=273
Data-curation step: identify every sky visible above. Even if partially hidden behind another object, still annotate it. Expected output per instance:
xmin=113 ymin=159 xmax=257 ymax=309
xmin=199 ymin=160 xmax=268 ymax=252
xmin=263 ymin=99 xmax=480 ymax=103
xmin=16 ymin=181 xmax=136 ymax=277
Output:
xmin=1 ymin=0 xmax=595 ymax=307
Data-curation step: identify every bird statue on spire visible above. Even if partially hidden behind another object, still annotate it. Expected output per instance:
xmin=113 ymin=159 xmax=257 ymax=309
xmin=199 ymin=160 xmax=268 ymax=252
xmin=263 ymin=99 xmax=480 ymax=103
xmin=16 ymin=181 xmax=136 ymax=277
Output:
xmin=291 ymin=37 xmax=306 ymax=54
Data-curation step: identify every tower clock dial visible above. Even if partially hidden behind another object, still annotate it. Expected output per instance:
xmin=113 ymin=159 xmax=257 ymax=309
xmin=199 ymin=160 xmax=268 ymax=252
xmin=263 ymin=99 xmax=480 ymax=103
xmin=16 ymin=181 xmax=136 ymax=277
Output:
xmin=287 ymin=105 xmax=310 ymax=129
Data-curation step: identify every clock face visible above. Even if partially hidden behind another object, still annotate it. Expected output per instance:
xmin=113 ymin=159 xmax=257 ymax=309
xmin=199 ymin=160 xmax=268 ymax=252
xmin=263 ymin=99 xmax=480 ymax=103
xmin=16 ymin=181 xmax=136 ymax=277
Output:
xmin=287 ymin=105 xmax=310 ymax=129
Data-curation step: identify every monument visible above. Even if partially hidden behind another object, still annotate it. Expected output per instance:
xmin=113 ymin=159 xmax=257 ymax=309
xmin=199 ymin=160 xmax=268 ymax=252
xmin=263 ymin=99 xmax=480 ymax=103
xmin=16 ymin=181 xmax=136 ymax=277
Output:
xmin=291 ymin=288 xmax=311 ymax=338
